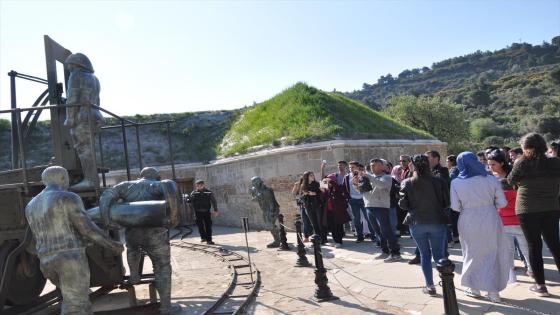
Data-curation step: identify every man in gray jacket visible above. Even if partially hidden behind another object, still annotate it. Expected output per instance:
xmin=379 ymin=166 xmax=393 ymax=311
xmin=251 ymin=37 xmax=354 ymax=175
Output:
xmin=363 ymin=159 xmax=401 ymax=262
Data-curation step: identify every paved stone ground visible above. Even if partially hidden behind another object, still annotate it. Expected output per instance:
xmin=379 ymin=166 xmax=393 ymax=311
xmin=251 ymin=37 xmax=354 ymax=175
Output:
xmin=39 ymin=225 xmax=559 ymax=314
xmin=187 ymin=226 xmax=560 ymax=315
xmin=40 ymin=244 xmax=231 ymax=314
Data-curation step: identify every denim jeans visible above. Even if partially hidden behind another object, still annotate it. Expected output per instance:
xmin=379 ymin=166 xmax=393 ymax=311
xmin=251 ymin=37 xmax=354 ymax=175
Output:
xmin=300 ymin=205 xmax=313 ymax=238
xmin=348 ymin=198 xmax=374 ymax=240
xmin=504 ymin=225 xmax=532 ymax=280
xmin=410 ymin=224 xmax=447 ymax=286
xmin=367 ymin=207 xmax=400 ymax=254
xmin=448 ymin=208 xmax=459 ymax=239
xmin=389 ymin=207 xmax=398 ymax=236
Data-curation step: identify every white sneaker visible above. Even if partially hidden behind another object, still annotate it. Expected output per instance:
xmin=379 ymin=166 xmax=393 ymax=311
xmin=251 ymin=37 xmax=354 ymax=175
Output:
xmin=334 ymin=243 xmax=342 ymax=248
xmin=487 ymin=292 xmax=501 ymax=303
xmin=465 ymin=288 xmax=482 ymax=298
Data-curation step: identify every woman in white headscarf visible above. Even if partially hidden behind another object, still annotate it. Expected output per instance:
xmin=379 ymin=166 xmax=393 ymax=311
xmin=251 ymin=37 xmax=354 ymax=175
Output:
xmin=451 ymin=152 xmax=512 ymax=302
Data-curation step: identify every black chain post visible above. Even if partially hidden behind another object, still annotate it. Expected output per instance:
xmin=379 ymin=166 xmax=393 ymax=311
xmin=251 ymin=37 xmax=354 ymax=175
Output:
xmin=294 ymin=216 xmax=311 ymax=267
xmin=437 ymin=258 xmax=459 ymax=315
xmin=311 ymin=234 xmax=338 ymax=302
xmin=278 ymin=214 xmax=291 ymax=251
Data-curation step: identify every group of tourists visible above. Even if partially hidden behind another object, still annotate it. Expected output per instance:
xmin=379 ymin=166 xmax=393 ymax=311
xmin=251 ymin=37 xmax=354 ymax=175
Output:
xmin=291 ymin=132 xmax=560 ymax=302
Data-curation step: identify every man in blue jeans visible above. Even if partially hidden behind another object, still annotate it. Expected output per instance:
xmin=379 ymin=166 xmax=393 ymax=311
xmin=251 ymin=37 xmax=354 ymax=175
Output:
xmin=345 ymin=161 xmax=376 ymax=243
xmin=363 ymin=159 xmax=401 ymax=262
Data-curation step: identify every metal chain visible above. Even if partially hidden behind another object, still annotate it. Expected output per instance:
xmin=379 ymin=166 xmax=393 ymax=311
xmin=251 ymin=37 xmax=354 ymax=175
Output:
xmin=278 ymin=222 xmax=305 ymax=243
xmin=278 ymin=222 xmax=297 ymax=232
xmin=281 ymin=222 xmax=423 ymax=289
xmin=182 ymin=222 xmax=549 ymax=314
xmin=438 ymin=282 xmax=550 ymax=315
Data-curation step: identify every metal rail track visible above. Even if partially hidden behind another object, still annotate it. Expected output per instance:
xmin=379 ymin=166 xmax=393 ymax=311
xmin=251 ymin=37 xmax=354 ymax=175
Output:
xmin=170 ymin=241 xmax=261 ymax=315
xmin=2 ymin=227 xmax=260 ymax=315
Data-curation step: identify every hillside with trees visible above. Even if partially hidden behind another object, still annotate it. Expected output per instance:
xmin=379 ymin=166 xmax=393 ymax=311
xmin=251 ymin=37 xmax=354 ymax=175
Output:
xmin=344 ymin=36 xmax=560 ymax=152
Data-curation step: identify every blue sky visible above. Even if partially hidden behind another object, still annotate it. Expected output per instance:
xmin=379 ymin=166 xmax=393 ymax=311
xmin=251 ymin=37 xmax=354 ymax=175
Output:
xmin=1 ymin=0 xmax=559 ymax=117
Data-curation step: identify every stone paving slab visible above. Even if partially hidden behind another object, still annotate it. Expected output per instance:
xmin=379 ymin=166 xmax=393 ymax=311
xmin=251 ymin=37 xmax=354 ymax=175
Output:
xmin=37 ymin=225 xmax=560 ymax=314
xmin=193 ymin=226 xmax=560 ymax=315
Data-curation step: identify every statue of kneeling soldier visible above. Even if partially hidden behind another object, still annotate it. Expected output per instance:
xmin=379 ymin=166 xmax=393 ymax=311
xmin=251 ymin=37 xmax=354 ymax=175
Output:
xmin=98 ymin=167 xmax=180 ymax=315
xmin=25 ymin=166 xmax=124 ymax=315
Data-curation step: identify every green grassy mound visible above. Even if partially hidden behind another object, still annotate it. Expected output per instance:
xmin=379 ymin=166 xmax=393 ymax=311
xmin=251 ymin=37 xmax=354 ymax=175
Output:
xmin=220 ymin=82 xmax=433 ymax=156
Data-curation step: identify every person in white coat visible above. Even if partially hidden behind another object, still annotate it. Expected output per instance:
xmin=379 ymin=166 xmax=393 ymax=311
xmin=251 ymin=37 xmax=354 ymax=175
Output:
xmin=451 ymin=152 xmax=512 ymax=303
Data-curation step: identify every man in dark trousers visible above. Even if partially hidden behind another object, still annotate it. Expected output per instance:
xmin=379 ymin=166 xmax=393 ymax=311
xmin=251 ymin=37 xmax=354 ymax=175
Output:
xmin=188 ymin=180 xmax=218 ymax=244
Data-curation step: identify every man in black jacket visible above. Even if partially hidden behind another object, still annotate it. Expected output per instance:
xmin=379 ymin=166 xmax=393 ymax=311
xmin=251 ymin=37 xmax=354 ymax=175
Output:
xmin=426 ymin=151 xmax=450 ymax=183
xmin=427 ymin=150 xmax=452 ymax=251
xmin=188 ymin=180 xmax=219 ymax=244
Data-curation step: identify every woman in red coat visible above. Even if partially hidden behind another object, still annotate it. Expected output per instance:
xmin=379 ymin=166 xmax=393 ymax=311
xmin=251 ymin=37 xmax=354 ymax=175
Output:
xmin=321 ymin=178 xmax=351 ymax=248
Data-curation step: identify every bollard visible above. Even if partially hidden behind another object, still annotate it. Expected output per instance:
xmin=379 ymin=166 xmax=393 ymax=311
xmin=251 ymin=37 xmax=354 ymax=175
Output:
xmin=437 ymin=258 xmax=460 ymax=315
xmin=311 ymin=234 xmax=338 ymax=302
xmin=294 ymin=216 xmax=312 ymax=267
xmin=278 ymin=214 xmax=291 ymax=251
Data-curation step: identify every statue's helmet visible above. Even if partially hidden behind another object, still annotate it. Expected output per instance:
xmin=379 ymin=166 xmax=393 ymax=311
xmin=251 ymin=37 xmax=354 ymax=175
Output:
xmin=140 ymin=167 xmax=160 ymax=180
xmin=42 ymin=166 xmax=69 ymax=189
xmin=251 ymin=176 xmax=263 ymax=187
xmin=65 ymin=53 xmax=94 ymax=73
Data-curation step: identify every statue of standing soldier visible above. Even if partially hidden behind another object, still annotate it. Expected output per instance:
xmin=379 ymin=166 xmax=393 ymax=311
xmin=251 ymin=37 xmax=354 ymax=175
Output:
xmin=63 ymin=53 xmax=105 ymax=191
xmin=250 ymin=176 xmax=281 ymax=248
xmin=99 ymin=167 xmax=180 ymax=315
xmin=25 ymin=166 xmax=124 ymax=315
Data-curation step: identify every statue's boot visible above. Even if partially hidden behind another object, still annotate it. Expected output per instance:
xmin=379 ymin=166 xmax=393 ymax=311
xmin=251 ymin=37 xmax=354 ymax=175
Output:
xmin=127 ymin=248 xmax=142 ymax=285
xmin=266 ymin=226 xmax=281 ymax=248
xmin=70 ymin=153 xmax=98 ymax=191
xmin=156 ymin=260 xmax=177 ymax=314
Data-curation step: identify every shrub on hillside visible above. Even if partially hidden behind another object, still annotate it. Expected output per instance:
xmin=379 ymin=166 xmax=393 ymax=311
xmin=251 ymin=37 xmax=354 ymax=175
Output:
xmin=384 ymin=95 xmax=467 ymax=145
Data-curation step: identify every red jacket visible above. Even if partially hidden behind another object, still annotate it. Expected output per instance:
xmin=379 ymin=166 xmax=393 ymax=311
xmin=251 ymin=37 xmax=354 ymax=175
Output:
xmin=498 ymin=189 xmax=519 ymax=226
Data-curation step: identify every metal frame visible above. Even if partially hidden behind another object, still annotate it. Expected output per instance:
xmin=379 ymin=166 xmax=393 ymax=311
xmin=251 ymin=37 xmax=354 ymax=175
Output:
xmin=0 ymin=35 xmax=179 ymax=313
xmin=1 ymin=103 xmax=177 ymax=188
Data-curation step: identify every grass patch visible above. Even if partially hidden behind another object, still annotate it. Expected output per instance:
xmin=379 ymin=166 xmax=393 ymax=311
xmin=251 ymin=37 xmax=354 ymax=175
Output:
xmin=220 ymin=82 xmax=432 ymax=156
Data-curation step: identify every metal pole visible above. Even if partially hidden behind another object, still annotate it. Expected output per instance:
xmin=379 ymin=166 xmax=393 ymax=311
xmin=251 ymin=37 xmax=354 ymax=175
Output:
xmin=87 ymin=104 xmax=99 ymax=191
xmin=15 ymin=110 xmax=28 ymax=194
xmin=278 ymin=214 xmax=290 ymax=250
xmin=135 ymin=124 xmax=143 ymax=170
xmin=437 ymin=258 xmax=460 ymax=315
xmin=9 ymin=71 xmax=19 ymax=169
xmin=294 ymin=215 xmax=311 ymax=267
xmin=98 ymin=132 xmax=106 ymax=187
xmin=242 ymin=217 xmax=254 ymax=283
xmin=311 ymin=234 xmax=337 ymax=302
xmin=166 ymin=122 xmax=176 ymax=180
xmin=121 ymin=119 xmax=131 ymax=181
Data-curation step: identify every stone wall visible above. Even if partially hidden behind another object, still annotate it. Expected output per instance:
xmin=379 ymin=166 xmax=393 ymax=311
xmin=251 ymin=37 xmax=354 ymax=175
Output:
xmin=105 ymin=139 xmax=447 ymax=230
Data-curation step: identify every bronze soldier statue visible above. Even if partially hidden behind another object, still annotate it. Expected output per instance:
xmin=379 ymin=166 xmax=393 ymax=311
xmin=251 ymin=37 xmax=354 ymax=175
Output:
xmin=25 ymin=166 xmax=124 ymax=315
xmin=99 ymin=167 xmax=180 ymax=315
xmin=250 ymin=176 xmax=281 ymax=248
xmin=63 ymin=53 xmax=105 ymax=191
